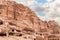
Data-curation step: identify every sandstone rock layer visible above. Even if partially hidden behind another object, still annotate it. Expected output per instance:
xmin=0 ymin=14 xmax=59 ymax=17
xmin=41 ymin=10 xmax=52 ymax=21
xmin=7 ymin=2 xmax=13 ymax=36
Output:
xmin=0 ymin=0 xmax=60 ymax=40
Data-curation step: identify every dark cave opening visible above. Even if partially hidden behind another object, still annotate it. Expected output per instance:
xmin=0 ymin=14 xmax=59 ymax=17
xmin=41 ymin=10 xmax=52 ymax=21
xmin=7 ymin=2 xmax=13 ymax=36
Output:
xmin=0 ymin=20 xmax=3 ymax=25
xmin=0 ymin=34 xmax=6 ymax=36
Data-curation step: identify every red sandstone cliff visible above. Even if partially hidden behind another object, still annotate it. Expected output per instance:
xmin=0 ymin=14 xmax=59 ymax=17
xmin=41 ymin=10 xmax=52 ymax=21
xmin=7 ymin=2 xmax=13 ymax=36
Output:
xmin=0 ymin=1 xmax=60 ymax=40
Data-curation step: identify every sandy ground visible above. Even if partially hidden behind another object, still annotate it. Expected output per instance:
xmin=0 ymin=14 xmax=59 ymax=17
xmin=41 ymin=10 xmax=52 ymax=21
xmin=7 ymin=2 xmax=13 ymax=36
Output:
xmin=0 ymin=36 xmax=33 ymax=40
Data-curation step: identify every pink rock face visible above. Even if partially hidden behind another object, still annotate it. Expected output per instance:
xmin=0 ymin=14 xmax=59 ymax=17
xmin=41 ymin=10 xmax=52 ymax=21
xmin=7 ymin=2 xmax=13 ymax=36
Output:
xmin=0 ymin=1 xmax=60 ymax=40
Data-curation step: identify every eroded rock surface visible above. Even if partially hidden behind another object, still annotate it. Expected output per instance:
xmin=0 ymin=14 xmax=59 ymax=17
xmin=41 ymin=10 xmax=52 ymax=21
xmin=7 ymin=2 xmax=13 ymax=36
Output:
xmin=0 ymin=0 xmax=60 ymax=40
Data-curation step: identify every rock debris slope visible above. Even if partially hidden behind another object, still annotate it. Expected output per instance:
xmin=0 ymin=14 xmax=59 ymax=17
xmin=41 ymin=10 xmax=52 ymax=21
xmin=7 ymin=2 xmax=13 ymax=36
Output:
xmin=0 ymin=0 xmax=60 ymax=40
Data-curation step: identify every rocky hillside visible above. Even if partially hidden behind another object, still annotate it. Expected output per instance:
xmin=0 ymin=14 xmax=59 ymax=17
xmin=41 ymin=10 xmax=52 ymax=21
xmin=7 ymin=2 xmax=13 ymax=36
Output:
xmin=0 ymin=0 xmax=60 ymax=40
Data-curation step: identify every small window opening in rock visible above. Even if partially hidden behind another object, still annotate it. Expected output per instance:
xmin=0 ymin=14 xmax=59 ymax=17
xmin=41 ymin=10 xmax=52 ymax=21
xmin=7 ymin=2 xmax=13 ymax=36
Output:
xmin=0 ymin=34 xmax=6 ymax=36
xmin=40 ymin=34 xmax=42 ymax=36
xmin=12 ymin=29 xmax=14 ymax=32
xmin=9 ymin=22 xmax=16 ymax=26
xmin=0 ymin=20 xmax=3 ymax=25
xmin=9 ymin=22 xmax=14 ymax=25
xmin=34 ymin=38 xmax=36 ymax=40
xmin=19 ymin=34 xmax=22 ymax=36
xmin=9 ymin=32 xmax=14 ymax=36
xmin=16 ymin=30 xmax=21 ymax=32
xmin=16 ymin=19 xmax=17 ymax=20
xmin=36 ymin=33 xmax=38 ymax=34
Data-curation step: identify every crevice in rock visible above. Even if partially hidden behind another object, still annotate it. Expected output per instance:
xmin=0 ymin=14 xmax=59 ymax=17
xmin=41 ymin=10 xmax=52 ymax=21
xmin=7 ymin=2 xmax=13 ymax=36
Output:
xmin=34 ymin=38 xmax=36 ymax=40
xmin=23 ymin=28 xmax=35 ymax=32
xmin=0 ymin=34 xmax=6 ymax=36
xmin=19 ymin=34 xmax=22 ymax=36
xmin=0 ymin=20 xmax=3 ymax=25
xmin=9 ymin=22 xmax=15 ymax=26
xmin=9 ymin=32 xmax=14 ymax=36
xmin=16 ymin=30 xmax=21 ymax=32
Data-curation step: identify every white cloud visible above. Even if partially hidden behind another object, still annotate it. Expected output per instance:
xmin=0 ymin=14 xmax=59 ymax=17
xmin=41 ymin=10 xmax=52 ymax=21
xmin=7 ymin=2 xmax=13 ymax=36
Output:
xmin=14 ymin=0 xmax=43 ymax=12
xmin=14 ymin=0 xmax=60 ymax=24
xmin=14 ymin=0 xmax=37 ymax=6
xmin=47 ymin=0 xmax=54 ymax=2
xmin=41 ymin=0 xmax=60 ymax=24
xmin=14 ymin=0 xmax=46 ymax=17
xmin=55 ymin=17 xmax=60 ymax=24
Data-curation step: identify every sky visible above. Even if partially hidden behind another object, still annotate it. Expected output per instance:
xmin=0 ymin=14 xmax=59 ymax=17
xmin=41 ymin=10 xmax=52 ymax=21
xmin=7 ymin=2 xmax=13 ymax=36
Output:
xmin=14 ymin=0 xmax=60 ymax=24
